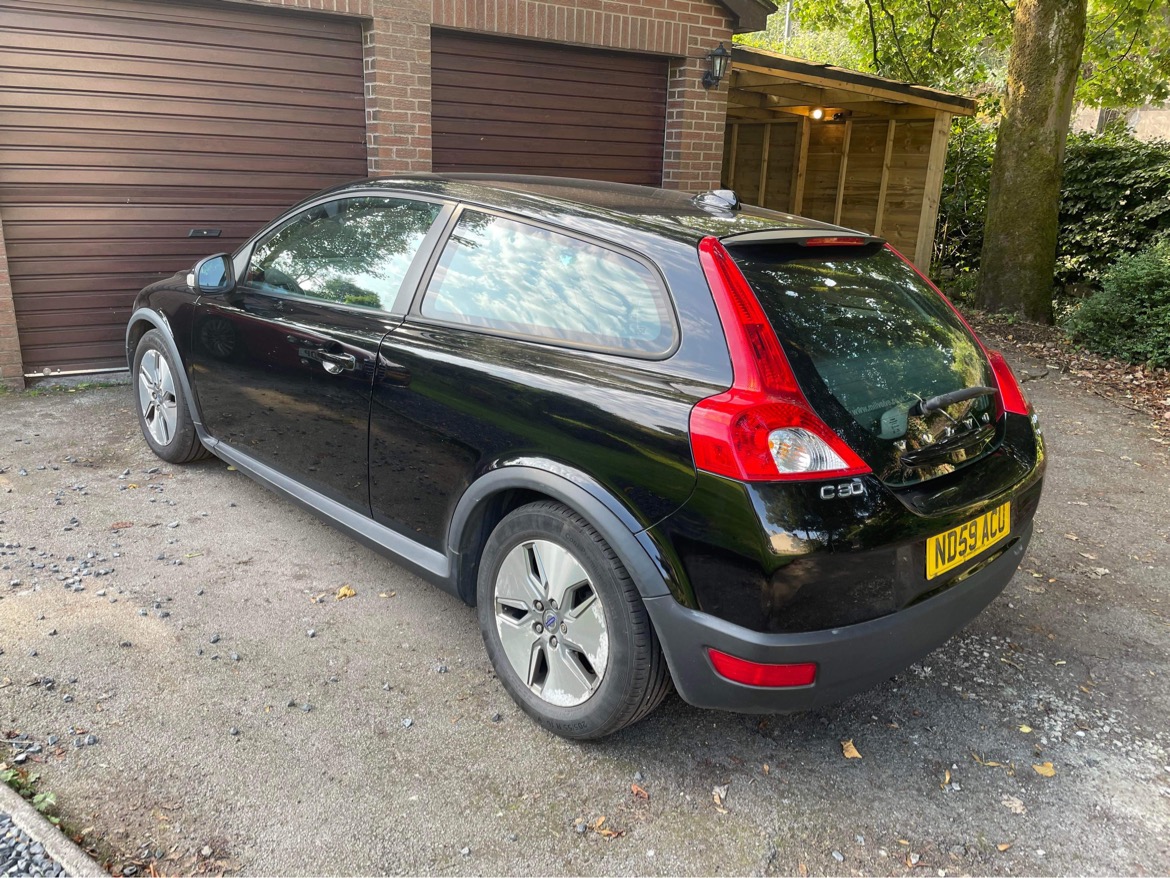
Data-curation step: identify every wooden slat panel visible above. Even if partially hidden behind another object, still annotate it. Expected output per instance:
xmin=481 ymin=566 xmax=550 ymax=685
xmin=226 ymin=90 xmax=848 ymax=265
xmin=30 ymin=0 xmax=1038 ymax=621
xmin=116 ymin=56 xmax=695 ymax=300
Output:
xmin=0 ymin=0 xmax=368 ymax=374
xmin=431 ymin=30 xmax=666 ymax=186
xmin=761 ymin=123 xmax=797 ymax=212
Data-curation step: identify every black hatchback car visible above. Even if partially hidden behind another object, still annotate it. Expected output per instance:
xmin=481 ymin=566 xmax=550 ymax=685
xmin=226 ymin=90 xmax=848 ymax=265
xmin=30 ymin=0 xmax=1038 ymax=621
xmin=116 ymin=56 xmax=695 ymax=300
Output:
xmin=126 ymin=175 xmax=1044 ymax=738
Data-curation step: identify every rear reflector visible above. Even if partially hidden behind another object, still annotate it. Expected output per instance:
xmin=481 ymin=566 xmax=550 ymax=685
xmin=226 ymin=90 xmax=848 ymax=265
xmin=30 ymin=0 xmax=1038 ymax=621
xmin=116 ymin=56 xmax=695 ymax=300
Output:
xmin=708 ymin=649 xmax=817 ymax=688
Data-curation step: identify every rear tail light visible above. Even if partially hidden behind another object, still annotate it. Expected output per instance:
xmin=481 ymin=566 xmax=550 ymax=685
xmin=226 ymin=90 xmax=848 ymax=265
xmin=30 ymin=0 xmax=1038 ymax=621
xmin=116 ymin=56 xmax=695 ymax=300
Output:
xmin=883 ymin=244 xmax=1034 ymax=420
xmin=986 ymin=349 xmax=1032 ymax=416
xmin=691 ymin=237 xmax=870 ymax=482
xmin=708 ymin=649 xmax=817 ymax=687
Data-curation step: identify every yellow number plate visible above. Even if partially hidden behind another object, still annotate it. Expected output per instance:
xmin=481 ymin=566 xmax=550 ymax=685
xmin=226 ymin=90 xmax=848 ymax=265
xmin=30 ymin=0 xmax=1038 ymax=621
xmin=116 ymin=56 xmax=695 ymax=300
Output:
xmin=926 ymin=502 xmax=1011 ymax=580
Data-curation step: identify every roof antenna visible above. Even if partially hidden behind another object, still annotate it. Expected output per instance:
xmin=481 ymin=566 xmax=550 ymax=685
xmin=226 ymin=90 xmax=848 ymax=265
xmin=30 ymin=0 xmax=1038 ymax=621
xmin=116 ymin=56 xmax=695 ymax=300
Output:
xmin=693 ymin=189 xmax=740 ymax=211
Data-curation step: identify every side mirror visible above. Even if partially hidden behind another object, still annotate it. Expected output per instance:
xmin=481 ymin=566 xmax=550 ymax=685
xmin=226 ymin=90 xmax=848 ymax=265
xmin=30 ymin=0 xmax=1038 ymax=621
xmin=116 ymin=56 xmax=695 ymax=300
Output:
xmin=189 ymin=253 xmax=235 ymax=295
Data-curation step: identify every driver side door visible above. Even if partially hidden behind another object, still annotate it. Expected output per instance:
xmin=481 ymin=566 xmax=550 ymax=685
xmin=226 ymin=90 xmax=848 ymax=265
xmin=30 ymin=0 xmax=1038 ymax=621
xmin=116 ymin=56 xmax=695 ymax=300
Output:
xmin=188 ymin=193 xmax=449 ymax=513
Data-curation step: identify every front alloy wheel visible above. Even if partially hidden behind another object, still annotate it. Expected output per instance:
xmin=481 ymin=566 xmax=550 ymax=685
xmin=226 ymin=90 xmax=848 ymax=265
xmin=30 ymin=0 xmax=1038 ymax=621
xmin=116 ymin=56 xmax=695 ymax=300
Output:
xmin=132 ymin=328 xmax=209 ymax=464
xmin=137 ymin=347 xmax=178 ymax=447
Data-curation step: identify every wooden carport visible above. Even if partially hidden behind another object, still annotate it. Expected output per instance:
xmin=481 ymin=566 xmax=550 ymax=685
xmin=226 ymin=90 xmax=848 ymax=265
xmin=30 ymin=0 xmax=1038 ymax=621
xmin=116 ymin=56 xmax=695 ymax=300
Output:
xmin=723 ymin=46 xmax=976 ymax=271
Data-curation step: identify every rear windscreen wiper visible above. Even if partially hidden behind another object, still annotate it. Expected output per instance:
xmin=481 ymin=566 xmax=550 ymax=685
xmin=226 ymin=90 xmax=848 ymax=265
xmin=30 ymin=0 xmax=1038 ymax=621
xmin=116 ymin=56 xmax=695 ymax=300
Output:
xmin=910 ymin=386 xmax=998 ymax=417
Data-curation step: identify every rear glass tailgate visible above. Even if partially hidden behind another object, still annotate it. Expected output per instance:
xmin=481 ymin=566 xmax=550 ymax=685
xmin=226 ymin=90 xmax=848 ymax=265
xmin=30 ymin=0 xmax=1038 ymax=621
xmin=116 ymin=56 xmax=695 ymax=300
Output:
xmin=724 ymin=239 xmax=1000 ymax=487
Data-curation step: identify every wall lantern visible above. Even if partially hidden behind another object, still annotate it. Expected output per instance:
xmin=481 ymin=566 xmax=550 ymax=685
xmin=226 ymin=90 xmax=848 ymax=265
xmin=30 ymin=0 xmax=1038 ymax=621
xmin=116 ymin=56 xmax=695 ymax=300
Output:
xmin=702 ymin=42 xmax=731 ymax=89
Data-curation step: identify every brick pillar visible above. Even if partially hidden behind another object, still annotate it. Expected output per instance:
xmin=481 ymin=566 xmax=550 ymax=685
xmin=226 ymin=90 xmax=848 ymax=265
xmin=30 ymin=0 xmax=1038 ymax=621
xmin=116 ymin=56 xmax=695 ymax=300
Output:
xmin=364 ymin=0 xmax=432 ymax=176
xmin=662 ymin=30 xmax=732 ymax=192
xmin=0 ymin=213 xmax=24 ymax=391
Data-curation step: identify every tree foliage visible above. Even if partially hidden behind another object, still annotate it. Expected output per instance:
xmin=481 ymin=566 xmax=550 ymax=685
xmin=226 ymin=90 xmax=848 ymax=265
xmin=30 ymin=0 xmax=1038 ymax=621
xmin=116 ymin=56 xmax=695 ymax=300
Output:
xmin=934 ymin=124 xmax=1170 ymax=288
xmin=758 ymin=0 xmax=1170 ymax=108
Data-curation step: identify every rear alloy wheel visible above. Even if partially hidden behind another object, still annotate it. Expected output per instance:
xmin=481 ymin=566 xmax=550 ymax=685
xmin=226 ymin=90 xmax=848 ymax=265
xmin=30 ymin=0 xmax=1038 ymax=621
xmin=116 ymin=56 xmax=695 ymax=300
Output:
xmin=133 ymin=329 xmax=209 ymax=464
xmin=478 ymin=501 xmax=670 ymax=739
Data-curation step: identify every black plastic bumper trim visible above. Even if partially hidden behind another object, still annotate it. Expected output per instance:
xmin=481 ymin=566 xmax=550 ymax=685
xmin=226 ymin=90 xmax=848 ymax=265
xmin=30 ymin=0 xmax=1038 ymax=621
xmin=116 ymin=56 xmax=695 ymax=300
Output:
xmin=645 ymin=522 xmax=1031 ymax=713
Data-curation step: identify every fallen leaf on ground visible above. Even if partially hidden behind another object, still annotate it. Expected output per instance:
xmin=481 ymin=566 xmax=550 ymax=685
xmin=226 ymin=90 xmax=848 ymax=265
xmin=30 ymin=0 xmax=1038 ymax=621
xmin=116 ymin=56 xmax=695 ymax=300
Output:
xmin=1001 ymin=794 xmax=1027 ymax=814
xmin=972 ymin=752 xmax=1003 ymax=767
xmin=226 ymin=465 xmax=237 ymax=471
xmin=762 ymin=763 xmax=770 ymax=776
xmin=841 ymin=739 xmax=862 ymax=759
xmin=335 ymin=585 xmax=356 ymax=600
xmin=712 ymin=784 xmax=729 ymax=813
xmin=997 ymin=843 xmax=1013 ymax=852
xmin=940 ymin=769 xmax=951 ymax=789
xmin=631 ymin=783 xmax=649 ymax=800
xmin=1064 ymin=533 xmax=1079 ymax=541
xmin=1019 ymin=725 xmax=1033 ymax=733
xmin=109 ymin=521 xmax=133 ymax=530
xmin=593 ymin=815 xmax=624 ymax=838
xmin=1032 ymin=762 xmax=1056 ymax=777
xmin=797 ymin=863 xmax=808 ymax=877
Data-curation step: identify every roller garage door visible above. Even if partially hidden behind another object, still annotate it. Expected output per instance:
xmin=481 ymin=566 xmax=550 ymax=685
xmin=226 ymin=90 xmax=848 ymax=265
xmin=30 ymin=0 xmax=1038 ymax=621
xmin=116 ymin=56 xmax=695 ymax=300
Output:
xmin=431 ymin=31 xmax=668 ymax=186
xmin=0 ymin=0 xmax=368 ymax=374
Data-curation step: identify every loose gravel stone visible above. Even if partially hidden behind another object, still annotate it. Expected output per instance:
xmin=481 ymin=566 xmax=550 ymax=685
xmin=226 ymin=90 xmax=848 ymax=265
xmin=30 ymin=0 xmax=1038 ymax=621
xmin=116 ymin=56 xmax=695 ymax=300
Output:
xmin=0 ymin=813 xmax=65 ymax=877
xmin=306 ymin=628 xmax=316 ymax=638
xmin=401 ymin=717 xmax=413 ymax=728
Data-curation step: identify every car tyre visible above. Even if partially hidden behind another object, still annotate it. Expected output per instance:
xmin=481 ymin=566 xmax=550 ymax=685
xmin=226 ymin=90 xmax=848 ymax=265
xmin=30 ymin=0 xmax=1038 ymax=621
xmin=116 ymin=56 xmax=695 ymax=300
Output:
xmin=477 ymin=500 xmax=671 ymax=739
xmin=133 ymin=329 xmax=210 ymax=464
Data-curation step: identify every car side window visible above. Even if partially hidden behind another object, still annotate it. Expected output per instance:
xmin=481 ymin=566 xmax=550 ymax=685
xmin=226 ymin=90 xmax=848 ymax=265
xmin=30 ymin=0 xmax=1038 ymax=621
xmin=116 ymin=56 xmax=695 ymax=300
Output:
xmin=420 ymin=210 xmax=674 ymax=355
xmin=246 ymin=196 xmax=442 ymax=310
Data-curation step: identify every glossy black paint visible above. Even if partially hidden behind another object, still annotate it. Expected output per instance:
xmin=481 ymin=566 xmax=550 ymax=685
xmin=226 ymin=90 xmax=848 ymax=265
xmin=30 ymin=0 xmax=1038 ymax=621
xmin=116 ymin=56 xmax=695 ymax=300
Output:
xmin=648 ymin=413 xmax=1044 ymax=632
xmin=189 ymin=285 xmax=395 ymax=513
xmin=125 ymin=174 xmax=1047 ymax=714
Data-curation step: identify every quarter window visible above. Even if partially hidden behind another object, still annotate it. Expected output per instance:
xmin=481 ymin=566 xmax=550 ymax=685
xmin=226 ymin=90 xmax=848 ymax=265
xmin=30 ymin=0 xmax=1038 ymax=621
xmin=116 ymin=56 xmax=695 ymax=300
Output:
xmin=421 ymin=210 xmax=674 ymax=354
xmin=246 ymin=196 xmax=442 ymax=310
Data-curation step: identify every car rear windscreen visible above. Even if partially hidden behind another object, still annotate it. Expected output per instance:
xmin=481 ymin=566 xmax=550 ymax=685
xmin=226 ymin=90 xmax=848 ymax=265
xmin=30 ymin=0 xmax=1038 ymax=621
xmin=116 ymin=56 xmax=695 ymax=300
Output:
xmin=726 ymin=242 xmax=994 ymax=442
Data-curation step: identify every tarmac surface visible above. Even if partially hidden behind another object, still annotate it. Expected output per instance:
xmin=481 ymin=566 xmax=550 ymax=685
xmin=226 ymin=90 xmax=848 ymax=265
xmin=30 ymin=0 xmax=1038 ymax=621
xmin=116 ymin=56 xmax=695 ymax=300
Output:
xmin=1 ymin=343 xmax=1168 ymax=876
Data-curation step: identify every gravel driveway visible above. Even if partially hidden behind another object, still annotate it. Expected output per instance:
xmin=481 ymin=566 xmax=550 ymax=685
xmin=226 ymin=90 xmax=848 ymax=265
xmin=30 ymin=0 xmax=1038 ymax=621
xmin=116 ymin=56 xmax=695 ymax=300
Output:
xmin=1 ymin=345 xmax=1168 ymax=877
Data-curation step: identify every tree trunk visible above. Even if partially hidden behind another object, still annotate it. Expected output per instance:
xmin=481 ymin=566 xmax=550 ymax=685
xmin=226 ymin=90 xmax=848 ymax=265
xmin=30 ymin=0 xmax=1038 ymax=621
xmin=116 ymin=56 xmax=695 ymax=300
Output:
xmin=975 ymin=0 xmax=1086 ymax=323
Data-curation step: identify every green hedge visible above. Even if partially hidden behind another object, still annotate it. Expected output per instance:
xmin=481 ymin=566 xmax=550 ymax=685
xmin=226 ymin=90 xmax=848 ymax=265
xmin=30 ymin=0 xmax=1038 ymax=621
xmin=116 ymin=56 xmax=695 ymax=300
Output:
xmin=1064 ymin=239 xmax=1170 ymax=367
xmin=933 ymin=124 xmax=1170 ymax=291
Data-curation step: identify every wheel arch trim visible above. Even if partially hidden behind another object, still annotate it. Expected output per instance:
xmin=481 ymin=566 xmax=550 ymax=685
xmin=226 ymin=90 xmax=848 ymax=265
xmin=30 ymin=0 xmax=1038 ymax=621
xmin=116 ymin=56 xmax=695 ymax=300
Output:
xmin=447 ymin=461 xmax=673 ymax=605
xmin=126 ymin=308 xmax=206 ymax=431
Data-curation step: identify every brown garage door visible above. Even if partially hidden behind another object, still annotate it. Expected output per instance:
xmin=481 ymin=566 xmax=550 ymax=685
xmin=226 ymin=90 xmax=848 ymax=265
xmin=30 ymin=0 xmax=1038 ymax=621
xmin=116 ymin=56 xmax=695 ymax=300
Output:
xmin=432 ymin=31 xmax=668 ymax=186
xmin=0 ymin=0 xmax=368 ymax=375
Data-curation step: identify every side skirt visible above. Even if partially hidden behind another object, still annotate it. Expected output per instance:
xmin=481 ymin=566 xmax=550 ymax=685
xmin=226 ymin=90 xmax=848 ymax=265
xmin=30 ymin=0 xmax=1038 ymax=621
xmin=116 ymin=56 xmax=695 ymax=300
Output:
xmin=207 ymin=439 xmax=456 ymax=595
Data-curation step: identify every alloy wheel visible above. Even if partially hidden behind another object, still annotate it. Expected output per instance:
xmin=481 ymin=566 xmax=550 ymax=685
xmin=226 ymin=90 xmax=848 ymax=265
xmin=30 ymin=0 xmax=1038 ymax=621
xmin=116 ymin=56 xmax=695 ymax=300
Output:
xmin=493 ymin=538 xmax=609 ymax=707
xmin=137 ymin=348 xmax=178 ymax=447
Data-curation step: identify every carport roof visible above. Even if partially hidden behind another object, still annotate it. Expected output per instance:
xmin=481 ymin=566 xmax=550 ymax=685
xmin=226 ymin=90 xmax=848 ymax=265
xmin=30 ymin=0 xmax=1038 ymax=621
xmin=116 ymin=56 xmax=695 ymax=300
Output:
xmin=730 ymin=45 xmax=977 ymax=118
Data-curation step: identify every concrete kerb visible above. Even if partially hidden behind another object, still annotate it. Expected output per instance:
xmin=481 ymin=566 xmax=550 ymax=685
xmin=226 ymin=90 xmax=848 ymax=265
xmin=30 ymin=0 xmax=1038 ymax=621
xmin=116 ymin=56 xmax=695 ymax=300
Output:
xmin=0 ymin=781 xmax=105 ymax=877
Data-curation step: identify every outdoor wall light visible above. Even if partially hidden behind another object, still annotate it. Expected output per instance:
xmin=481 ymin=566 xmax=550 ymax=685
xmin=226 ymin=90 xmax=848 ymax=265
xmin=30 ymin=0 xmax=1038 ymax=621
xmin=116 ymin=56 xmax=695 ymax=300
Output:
xmin=810 ymin=107 xmax=826 ymax=120
xmin=702 ymin=42 xmax=731 ymax=89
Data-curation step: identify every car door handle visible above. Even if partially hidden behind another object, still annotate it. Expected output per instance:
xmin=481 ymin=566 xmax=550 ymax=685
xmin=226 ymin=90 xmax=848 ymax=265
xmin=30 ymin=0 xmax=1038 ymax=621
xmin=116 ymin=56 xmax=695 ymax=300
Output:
xmin=300 ymin=348 xmax=357 ymax=374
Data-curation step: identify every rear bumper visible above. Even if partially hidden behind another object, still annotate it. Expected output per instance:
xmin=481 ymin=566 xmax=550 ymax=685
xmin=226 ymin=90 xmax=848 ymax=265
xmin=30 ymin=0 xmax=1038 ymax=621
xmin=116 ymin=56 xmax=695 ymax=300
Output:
xmin=645 ymin=521 xmax=1031 ymax=713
